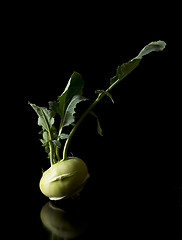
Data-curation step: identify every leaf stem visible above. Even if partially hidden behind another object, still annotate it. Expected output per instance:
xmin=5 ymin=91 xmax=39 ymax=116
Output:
xmin=62 ymin=95 xmax=99 ymax=160
xmin=49 ymin=141 xmax=54 ymax=165
xmin=62 ymin=42 xmax=160 ymax=160
xmin=56 ymin=146 xmax=61 ymax=161
xmin=62 ymin=85 xmax=115 ymax=160
xmin=40 ymin=109 xmax=54 ymax=166
xmin=55 ymin=123 xmax=64 ymax=161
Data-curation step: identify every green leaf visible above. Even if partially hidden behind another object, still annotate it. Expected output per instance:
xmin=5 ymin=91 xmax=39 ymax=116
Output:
xmin=40 ymin=131 xmax=49 ymax=146
xmin=29 ymin=102 xmax=56 ymax=161
xmin=95 ymin=90 xmax=114 ymax=104
xmin=89 ymin=111 xmax=103 ymax=136
xmin=110 ymin=40 xmax=166 ymax=85
xmin=110 ymin=59 xmax=140 ymax=85
xmin=63 ymin=95 xmax=88 ymax=127
xmin=134 ymin=40 xmax=166 ymax=60
xmin=28 ymin=102 xmax=55 ymax=132
xmin=52 ymin=140 xmax=61 ymax=148
xmin=59 ymin=133 xmax=69 ymax=140
xmin=50 ymin=125 xmax=58 ymax=140
xmin=49 ymin=71 xmax=84 ymax=120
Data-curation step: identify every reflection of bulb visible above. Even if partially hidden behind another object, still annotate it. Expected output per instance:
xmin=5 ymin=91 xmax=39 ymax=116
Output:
xmin=40 ymin=201 xmax=87 ymax=239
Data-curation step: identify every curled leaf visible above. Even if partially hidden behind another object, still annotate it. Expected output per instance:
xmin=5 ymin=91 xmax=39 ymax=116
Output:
xmin=28 ymin=102 xmax=55 ymax=132
xmin=52 ymin=140 xmax=61 ymax=148
xmin=95 ymin=90 xmax=114 ymax=104
xmin=110 ymin=40 xmax=166 ymax=85
xmin=134 ymin=40 xmax=166 ymax=60
xmin=89 ymin=111 xmax=103 ymax=136
xmin=49 ymin=72 xmax=84 ymax=119
xmin=28 ymin=102 xmax=56 ymax=160
xmin=59 ymin=133 xmax=69 ymax=140
xmin=63 ymin=95 xmax=88 ymax=127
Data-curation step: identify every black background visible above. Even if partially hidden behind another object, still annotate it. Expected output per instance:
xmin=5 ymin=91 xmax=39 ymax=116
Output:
xmin=4 ymin=2 xmax=182 ymax=239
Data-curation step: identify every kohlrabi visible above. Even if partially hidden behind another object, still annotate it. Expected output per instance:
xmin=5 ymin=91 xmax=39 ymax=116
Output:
xmin=29 ymin=40 xmax=166 ymax=200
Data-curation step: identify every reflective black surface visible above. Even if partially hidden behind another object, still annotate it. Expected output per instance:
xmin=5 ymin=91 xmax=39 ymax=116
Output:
xmin=17 ymin=180 xmax=182 ymax=239
xmin=13 ymin=158 xmax=182 ymax=239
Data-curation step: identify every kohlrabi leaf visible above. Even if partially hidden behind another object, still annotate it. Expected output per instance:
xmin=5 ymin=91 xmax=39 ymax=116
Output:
xmin=89 ymin=111 xmax=103 ymax=136
xmin=52 ymin=140 xmax=61 ymax=148
xmin=28 ymin=102 xmax=55 ymax=132
xmin=95 ymin=90 xmax=114 ymax=104
xmin=59 ymin=133 xmax=69 ymax=140
xmin=40 ymin=131 xmax=50 ymax=153
xmin=110 ymin=40 xmax=166 ymax=85
xmin=134 ymin=40 xmax=166 ymax=59
xmin=40 ymin=131 xmax=49 ymax=146
xmin=63 ymin=95 xmax=88 ymax=127
xmin=49 ymin=72 xmax=84 ymax=120
xmin=29 ymin=102 xmax=57 ymax=160
xmin=29 ymin=40 xmax=166 ymax=167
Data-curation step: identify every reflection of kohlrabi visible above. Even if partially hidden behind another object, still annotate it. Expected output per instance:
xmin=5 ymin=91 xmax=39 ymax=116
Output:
xmin=40 ymin=201 xmax=87 ymax=238
xmin=29 ymin=41 xmax=166 ymax=200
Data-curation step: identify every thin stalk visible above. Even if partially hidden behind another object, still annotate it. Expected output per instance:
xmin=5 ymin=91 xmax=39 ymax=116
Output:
xmin=55 ymin=123 xmax=64 ymax=161
xmin=62 ymin=82 xmax=116 ymax=160
xmin=56 ymin=146 xmax=61 ymax=161
xmin=56 ymin=111 xmax=73 ymax=161
xmin=49 ymin=141 xmax=54 ymax=166
xmin=39 ymin=109 xmax=55 ymax=166
xmin=62 ymin=97 xmax=99 ymax=160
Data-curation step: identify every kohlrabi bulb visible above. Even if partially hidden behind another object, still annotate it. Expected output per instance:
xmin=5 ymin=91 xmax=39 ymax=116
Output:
xmin=39 ymin=157 xmax=89 ymax=200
